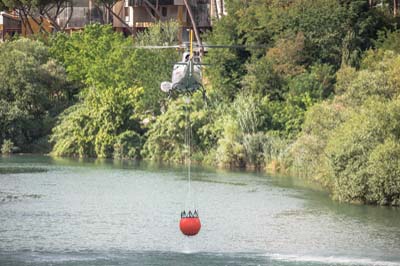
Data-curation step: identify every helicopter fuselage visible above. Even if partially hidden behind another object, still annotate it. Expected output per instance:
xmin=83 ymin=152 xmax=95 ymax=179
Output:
xmin=171 ymin=59 xmax=202 ymax=93
xmin=161 ymin=52 xmax=203 ymax=95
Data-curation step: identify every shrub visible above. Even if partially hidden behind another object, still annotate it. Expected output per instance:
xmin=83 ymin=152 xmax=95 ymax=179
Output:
xmin=242 ymin=132 xmax=267 ymax=168
xmin=366 ymin=139 xmax=400 ymax=206
xmin=1 ymin=139 xmax=15 ymax=154
xmin=0 ymin=39 xmax=71 ymax=152
xmin=215 ymin=116 xmax=245 ymax=168
xmin=326 ymin=99 xmax=400 ymax=203
xmin=51 ymin=87 xmax=143 ymax=158
xmin=113 ymin=131 xmax=142 ymax=160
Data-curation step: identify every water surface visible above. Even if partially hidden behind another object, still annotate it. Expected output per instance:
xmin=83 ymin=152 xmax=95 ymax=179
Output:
xmin=1 ymin=155 xmax=399 ymax=265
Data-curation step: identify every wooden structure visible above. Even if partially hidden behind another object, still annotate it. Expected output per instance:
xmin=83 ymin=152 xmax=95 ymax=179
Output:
xmin=210 ymin=0 xmax=225 ymax=21
xmin=1 ymin=0 xmax=219 ymax=39
xmin=57 ymin=0 xmax=110 ymax=31
xmin=0 ymin=12 xmax=21 ymax=41
xmin=21 ymin=18 xmax=53 ymax=35
xmin=112 ymin=0 xmax=212 ymax=40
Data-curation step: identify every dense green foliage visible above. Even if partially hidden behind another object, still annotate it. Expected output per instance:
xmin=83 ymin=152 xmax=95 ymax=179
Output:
xmin=51 ymin=87 xmax=144 ymax=158
xmin=49 ymin=23 xmax=179 ymax=158
xmin=50 ymin=23 xmax=179 ymax=114
xmin=1 ymin=139 xmax=14 ymax=154
xmin=49 ymin=24 xmax=135 ymax=90
xmin=2 ymin=1 xmax=400 ymax=206
xmin=186 ymin=0 xmax=393 ymax=170
xmin=142 ymin=0 xmax=400 ymax=206
xmin=289 ymin=48 xmax=400 ymax=206
xmin=0 ymin=39 xmax=71 ymax=152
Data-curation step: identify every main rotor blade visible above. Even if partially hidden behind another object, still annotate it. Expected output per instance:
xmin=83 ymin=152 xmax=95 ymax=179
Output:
xmin=199 ymin=44 xmax=266 ymax=49
xmin=127 ymin=45 xmax=183 ymax=49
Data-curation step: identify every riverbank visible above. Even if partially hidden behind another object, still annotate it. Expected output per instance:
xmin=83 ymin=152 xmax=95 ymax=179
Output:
xmin=2 ymin=3 xmax=400 ymax=209
xmin=0 ymin=152 xmax=372 ymax=208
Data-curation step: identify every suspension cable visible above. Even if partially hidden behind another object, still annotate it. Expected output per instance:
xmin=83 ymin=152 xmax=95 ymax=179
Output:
xmin=184 ymin=96 xmax=192 ymax=196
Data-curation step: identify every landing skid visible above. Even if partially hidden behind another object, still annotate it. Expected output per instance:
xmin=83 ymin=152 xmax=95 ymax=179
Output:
xmin=165 ymin=85 xmax=208 ymax=106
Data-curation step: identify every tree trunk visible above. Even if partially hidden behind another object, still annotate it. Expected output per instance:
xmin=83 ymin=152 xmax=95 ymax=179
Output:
xmin=40 ymin=0 xmax=71 ymax=32
xmin=62 ymin=4 xmax=73 ymax=31
xmin=31 ymin=16 xmax=49 ymax=33
xmin=143 ymin=0 xmax=162 ymax=19
xmin=143 ymin=4 xmax=157 ymax=21
xmin=18 ymin=12 xmax=29 ymax=35
xmin=213 ymin=0 xmax=219 ymax=20
xmin=395 ymin=0 xmax=398 ymax=16
xmin=104 ymin=3 xmax=134 ymax=35
xmin=43 ymin=10 xmax=63 ymax=32
xmin=21 ymin=9 xmax=34 ymax=35
xmin=183 ymin=0 xmax=203 ymax=54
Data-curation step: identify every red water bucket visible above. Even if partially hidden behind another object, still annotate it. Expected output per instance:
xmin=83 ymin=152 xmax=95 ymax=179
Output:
xmin=180 ymin=217 xmax=201 ymax=236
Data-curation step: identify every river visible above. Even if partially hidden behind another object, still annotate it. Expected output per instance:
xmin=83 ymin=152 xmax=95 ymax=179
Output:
xmin=0 ymin=155 xmax=399 ymax=266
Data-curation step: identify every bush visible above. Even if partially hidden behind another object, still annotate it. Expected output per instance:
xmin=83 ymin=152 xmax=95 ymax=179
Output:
xmin=113 ymin=131 xmax=142 ymax=160
xmin=242 ymin=132 xmax=267 ymax=168
xmin=338 ymin=69 xmax=399 ymax=108
xmin=1 ymin=139 xmax=15 ymax=154
xmin=326 ymin=99 xmax=400 ymax=203
xmin=0 ymin=38 xmax=71 ymax=152
xmin=51 ymin=87 xmax=143 ymax=158
xmin=287 ymin=100 xmax=347 ymax=183
xmin=215 ymin=93 xmax=264 ymax=168
xmin=141 ymin=95 xmax=213 ymax=163
xmin=286 ymin=48 xmax=400 ymax=206
xmin=49 ymin=24 xmax=134 ymax=90
xmin=366 ymin=139 xmax=400 ymax=206
xmin=215 ymin=116 xmax=245 ymax=168
xmin=214 ymin=93 xmax=284 ymax=168
xmin=242 ymin=56 xmax=285 ymax=100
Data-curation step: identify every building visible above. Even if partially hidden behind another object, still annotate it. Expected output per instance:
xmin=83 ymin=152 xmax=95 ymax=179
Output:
xmin=113 ymin=0 xmax=212 ymax=41
xmin=0 ymin=12 xmax=21 ymax=41
xmin=57 ymin=0 xmax=110 ymax=31
xmin=21 ymin=18 xmax=53 ymax=36
xmin=0 ymin=0 xmax=222 ymax=40
xmin=210 ymin=0 xmax=226 ymax=21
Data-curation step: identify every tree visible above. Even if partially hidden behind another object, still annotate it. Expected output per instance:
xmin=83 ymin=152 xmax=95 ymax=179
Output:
xmin=367 ymin=139 xmax=400 ymax=205
xmin=50 ymin=23 xmax=180 ymax=158
xmin=49 ymin=24 xmax=136 ymax=90
xmin=51 ymin=86 xmax=144 ymax=158
xmin=326 ymin=99 xmax=400 ymax=204
xmin=50 ymin=23 xmax=179 ymax=114
xmin=131 ymin=21 xmax=180 ymax=114
xmin=0 ymin=38 xmax=71 ymax=152
xmin=36 ymin=0 xmax=74 ymax=32
xmin=141 ymin=94 xmax=216 ymax=163
xmin=1 ymin=0 xmax=74 ymax=33
xmin=0 ymin=0 xmax=6 ymax=10
xmin=287 ymin=47 xmax=400 ymax=205
xmin=203 ymin=14 xmax=250 ymax=102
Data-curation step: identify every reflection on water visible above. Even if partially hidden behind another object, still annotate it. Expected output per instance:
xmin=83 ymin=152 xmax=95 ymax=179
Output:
xmin=0 ymin=167 xmax=47 ymax=174
xmin=0 ymin=192 xmax=42 ymax=203
xmin=0 ymin=155 xmax=399 ymax=266
xmin=2 ymin=251 xmax=400 ymax=266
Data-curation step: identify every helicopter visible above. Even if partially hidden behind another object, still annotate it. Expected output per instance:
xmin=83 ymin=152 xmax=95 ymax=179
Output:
xmin=131 ymin=29 xmax=206 ymax=100
xmin=159 ymin=30 xmax=205 ymax=100
xmin=160 ymin=49 xmax=204 ymax=99
xmin=132 ymin=29 xmax=263 ymax=101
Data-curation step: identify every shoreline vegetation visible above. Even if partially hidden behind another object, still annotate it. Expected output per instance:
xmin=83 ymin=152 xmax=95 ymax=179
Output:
xmin=1 ymin=0 xmax=400 ymax=207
